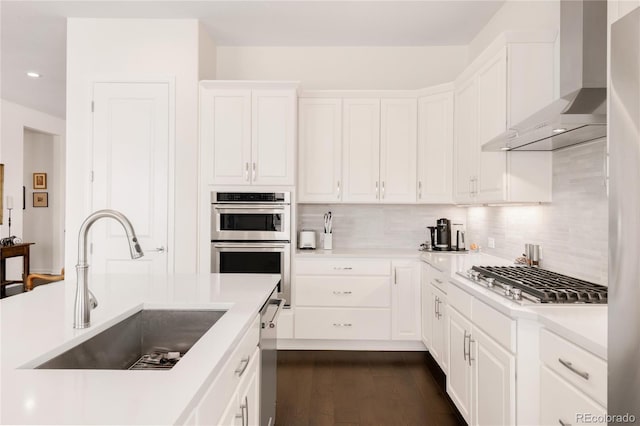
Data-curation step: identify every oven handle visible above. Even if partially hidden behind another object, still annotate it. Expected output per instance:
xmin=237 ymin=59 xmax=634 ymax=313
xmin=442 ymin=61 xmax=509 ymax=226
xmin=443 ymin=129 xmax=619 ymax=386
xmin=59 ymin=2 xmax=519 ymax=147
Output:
xmin=213 ymin=205 xmax=287 ymax=214
xmin=212 ymin=243 xmax=288 ymax=249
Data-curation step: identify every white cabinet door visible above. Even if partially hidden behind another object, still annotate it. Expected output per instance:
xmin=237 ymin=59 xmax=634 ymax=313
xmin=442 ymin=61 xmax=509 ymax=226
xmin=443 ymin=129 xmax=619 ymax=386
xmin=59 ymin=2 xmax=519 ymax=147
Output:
xmin=91 ymin=82 xmax=169 ymax=275
xmin=476 ymin=48 xmax=507 ymax=202
xmin=237 ymin=347 xmax=261 ymax=426
xmin=206 ymin=89 xmax=252 ymax=185
xmin=447 ymin=307 xmax=473 ymax=424
xmin=391 ymin=260 xmax=421 ymax=340
xmin=342 ymin=98 xmax=381 ymax=203
xmin=420 ymin=264 xmax=433 ymax=348
xmin=430 ymin=284 xmax=447 ymax=372
xmin=379 ymin=99 xmax=417 ymax=203
xmin=417 ymin=92 xmax=454 ymax=203
xmin=298 ymin=98 xmax=342 ymax=202
xmin=472 ymin=327 xmax=516 ymax=426
xmin=453 ymin=78 xmax=477 ymax=204
xmin=251 ymin=90 xmax=296 ymax=186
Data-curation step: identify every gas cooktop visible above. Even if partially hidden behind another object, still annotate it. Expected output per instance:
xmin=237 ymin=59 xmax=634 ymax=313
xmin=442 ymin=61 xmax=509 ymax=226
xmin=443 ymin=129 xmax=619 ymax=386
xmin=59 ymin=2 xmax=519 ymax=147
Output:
xmin=461 ymin=266 xmax=607 ymax=304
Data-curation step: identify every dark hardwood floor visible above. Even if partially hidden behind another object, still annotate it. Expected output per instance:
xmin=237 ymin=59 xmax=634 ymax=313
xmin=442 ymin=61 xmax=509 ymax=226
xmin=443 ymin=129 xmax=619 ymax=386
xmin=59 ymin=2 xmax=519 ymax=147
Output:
xmin=276 ymin=350 xmax=465 ymax=426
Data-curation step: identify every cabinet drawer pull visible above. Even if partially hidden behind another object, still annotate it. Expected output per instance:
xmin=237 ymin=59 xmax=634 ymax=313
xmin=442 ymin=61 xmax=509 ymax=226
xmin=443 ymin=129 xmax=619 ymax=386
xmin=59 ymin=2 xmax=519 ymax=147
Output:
xmin=333 ymin=323 xmax=353 ymax=327
xmin=558 ymin=419 xmax=571 ymax=426
xmin=434 ymin=278 xmax=443 ymax=284
xmin=558 ymin=358 xmax=590 ymax=380
xmin=234 ymin=356 xmax=250 ymax=376
xmin=332 ymin=291 xmax=353 ymax=295
xmin=333 ymin=267 xmax=353 ymax=270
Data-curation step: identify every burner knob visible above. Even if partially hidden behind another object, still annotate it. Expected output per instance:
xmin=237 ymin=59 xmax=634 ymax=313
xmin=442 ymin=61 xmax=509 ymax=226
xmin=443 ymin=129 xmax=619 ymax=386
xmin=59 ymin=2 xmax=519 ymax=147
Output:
xmin=511 ymin=288 xmax=522 ymax=300
xmin=485 ymin=277 xmax=495 ymax=288
xmin=502 ymin=285 xmax=512 ymax=297
xmin=471 ymin=271 xmax=480 ymax=281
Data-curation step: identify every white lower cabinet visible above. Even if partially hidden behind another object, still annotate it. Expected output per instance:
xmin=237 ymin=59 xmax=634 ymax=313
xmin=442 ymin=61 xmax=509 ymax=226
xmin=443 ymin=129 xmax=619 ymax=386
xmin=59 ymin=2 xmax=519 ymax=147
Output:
xmin=391 ymin=260 xmax=421 ymax=340
xmin=421 ymin=263 xmax=448 ymax=373
xmin=194 ymin=316 xmax=260 ymax=426
xmin=539 ymin=328 xmax=607 ymax=426
xmin=218 ymin=348 xmax=260 ymax=426
xmin=446 ymin=284 xmax=516 ymax=426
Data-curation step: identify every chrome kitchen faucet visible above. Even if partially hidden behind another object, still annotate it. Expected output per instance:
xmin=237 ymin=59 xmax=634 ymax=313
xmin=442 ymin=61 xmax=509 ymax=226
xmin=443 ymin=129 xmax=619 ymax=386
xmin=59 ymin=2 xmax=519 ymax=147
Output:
xmin=74 ymin=209 xmax=144 ymax=329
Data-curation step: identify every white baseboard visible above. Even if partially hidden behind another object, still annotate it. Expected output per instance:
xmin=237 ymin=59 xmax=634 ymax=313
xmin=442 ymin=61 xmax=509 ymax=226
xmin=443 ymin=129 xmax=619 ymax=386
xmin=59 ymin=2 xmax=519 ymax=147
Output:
xmin=276 ymin=338 xmax=427 ymax=351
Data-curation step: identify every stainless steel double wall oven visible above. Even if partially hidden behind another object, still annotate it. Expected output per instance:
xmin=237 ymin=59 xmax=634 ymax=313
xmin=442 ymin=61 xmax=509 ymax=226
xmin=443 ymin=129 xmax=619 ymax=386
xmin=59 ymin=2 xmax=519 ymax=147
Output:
xmin=211 ymin=191 xmax=291 ymax=305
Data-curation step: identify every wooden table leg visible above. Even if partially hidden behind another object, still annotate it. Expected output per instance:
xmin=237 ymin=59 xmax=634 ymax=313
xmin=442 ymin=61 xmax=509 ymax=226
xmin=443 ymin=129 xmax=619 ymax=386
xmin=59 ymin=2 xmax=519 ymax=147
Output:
xmin=22 ymin=248 xmax=30 ymax=293
xmin=1 ymin=258 xmax=6 ymax=298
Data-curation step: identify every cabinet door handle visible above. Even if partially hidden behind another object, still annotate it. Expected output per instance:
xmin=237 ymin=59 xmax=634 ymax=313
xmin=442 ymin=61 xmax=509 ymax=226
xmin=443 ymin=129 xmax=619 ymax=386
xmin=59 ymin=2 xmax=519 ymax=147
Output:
xmin=244 ymin=162 xmax=250 ymax=181
xmin=333 ymin=323 xmax=352 ymax=327
xmin=382 ymin=181 xmax=386 ymax=199
xmin=394 ymin=269 xmax=397 ymax=285
xmin=558 ymin=419 xmax=571 ymax=426
xmin=337 ymin=181 xmax=341 ymax=199
xmin=558 ymin=358 xmax=590 ymax=380
xmin=468 ymin=338 xmax=475 ymax=366
xmin=463 ymin=330 xmax=469 ymax=361
xmin=418 ymin=181 xmax=422 ymax=199
xmin=252 ymin=162 xmax=256 ymax=181
xmin=333 ymin=267 xmax=353 ymax=270
xmin=235 ymin=356 xmax=250 ymax=376
xmin=434 ymin=278 xmax=443 ymax=284
xmin=332 ymin=291 xmax=352 ymax=295
xmin=434 ymin=296 xmax=439 ymax=318
xmin=375 ymin=181 xmax=379 ymax=199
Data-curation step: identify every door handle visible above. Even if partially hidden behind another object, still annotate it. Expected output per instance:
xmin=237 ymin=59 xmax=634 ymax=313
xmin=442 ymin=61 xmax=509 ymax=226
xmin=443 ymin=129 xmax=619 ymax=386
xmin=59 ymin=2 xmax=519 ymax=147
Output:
xmin=418 ymin=181 xmax=422 ymax=199
xmin=337 ymin=181 xmax=341 ymax=199
xmin=148 ymin=246 xmax=165 ymax=253
xmin=463 ymin=330 xmax=469 ymax=361
xmin=468 ymin=337 xmax=475 ymax=366
xmin=375 ymin=181 xmax=379 ymax=199
xmin=245 ymin=162 xmax=250 ymax=181
xmin=382 ymin=181 xmax=385 ymax=199
xmin=252 ymin=162 xmax=256 ymax=181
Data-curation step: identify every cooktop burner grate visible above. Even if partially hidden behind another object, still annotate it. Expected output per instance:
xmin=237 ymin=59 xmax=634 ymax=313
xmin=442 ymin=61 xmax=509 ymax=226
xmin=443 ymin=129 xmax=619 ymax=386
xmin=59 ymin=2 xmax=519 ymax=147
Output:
xmin=471 ymin=266 xmax=607 ymax=304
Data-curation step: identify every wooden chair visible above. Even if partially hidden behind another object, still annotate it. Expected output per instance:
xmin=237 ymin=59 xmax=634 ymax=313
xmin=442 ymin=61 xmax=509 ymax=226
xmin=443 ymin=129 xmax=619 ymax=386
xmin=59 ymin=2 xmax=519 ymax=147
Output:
xmin=26 ymin=268 xmax=65 ymax=291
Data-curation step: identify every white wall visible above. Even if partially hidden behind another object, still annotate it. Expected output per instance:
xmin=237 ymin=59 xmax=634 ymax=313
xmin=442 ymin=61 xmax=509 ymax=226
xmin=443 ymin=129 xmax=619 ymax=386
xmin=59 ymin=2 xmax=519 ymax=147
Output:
xmin=467 ymin=0 xmax=560 ymax=61
xmin=216 ymin=46 xmax=468 ymax=89
xmin=23 ymin=129 xmax=57 ymax=274
xmin=66 ymin=19 xmax=215 ymax=274
xmin=0 ymin=100 xmax=66 ymax=280
xmin=466 ymin=140 xmax=608 ymax=285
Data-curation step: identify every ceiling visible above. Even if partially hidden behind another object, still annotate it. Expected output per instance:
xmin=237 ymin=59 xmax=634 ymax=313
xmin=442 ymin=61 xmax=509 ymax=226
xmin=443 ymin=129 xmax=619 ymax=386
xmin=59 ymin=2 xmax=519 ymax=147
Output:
xmin=0 ymin=1 xmax=505 ymax=118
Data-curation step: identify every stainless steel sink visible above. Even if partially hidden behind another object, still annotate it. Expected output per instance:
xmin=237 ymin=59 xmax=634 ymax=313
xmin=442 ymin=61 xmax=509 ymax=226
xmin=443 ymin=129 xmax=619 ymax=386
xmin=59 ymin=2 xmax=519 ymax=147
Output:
xmin=36 ymin=310 xmax=226 ymax=370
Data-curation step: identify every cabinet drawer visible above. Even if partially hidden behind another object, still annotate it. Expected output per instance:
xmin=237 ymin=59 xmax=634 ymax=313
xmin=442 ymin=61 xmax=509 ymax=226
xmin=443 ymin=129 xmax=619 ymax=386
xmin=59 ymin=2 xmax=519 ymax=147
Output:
xmin=447 ymin=281 xmax=472 ymax=319
xmin=295 ymin=307 xmax=391 ymax=340
xmin=540 ymin=365 xmax=606 ymax=426
xmin=296 ymin=276 xmax=390 ymax=307
xmin=540 ymin=329 xmax=607 ymax=406
xmin=472 ymin=298 xmax=516 ymax=353
xmin=196 ymin=315 xmax=260 ymax=425
xmin=296 ymin=258 xmax=391 ymax=276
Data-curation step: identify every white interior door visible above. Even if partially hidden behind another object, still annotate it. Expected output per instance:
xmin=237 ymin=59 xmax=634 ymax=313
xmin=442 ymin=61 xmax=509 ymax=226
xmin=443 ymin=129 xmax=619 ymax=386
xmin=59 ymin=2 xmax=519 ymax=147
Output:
xmin=91 ymin=82 xmax=170 ymax=274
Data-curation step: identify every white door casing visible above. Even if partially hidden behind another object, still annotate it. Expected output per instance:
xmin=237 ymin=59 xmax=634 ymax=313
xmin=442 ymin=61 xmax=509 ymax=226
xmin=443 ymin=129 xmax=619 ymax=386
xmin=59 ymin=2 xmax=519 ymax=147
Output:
xmin=91 ymin=81 xmax=170 ymax=274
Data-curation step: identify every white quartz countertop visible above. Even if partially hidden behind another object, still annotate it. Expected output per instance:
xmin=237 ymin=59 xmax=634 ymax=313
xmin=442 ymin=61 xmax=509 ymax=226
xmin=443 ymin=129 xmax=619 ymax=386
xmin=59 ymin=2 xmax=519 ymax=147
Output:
xmin=0 ymin=273 xmax=280 ymax=425
xmin=420 ymin=251 xmax=608 ymax=359
xmin=295 ymin=247 xmax=423 ymax=258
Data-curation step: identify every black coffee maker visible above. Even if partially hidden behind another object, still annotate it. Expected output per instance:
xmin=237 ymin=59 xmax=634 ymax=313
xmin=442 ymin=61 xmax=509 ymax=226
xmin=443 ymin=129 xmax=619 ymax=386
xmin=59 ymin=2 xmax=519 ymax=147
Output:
xmin=434 ymin=218 xmax=451 ymax=251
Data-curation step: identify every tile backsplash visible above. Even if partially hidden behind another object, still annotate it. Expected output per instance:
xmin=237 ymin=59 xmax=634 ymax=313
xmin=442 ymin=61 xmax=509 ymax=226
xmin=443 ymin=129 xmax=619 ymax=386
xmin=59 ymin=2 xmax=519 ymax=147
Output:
xmin=297 ymin=204 xmax=466 ymax=250
xmin=466 ymin=140 xmax=608 ymax=285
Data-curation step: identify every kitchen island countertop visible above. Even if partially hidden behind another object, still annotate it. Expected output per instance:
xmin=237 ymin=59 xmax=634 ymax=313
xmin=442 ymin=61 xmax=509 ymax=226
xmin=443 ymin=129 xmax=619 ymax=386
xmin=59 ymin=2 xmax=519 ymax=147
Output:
xmin=0 ymin=273 xmax=280 ymax=425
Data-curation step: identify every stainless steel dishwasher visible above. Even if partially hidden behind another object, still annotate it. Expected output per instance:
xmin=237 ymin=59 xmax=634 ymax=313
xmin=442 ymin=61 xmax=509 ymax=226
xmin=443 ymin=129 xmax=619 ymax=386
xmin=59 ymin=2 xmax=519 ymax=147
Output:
xmin=260 ymin=288 xmax=285 ymax=426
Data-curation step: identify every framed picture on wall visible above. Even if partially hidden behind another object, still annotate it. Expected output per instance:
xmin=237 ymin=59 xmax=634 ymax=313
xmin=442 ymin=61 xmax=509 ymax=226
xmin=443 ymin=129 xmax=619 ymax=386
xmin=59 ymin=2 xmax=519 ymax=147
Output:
xmin=33 ymin=172 xmax=47 ymax=189
xmin=33 ymin=192 xmax=48 ymax=208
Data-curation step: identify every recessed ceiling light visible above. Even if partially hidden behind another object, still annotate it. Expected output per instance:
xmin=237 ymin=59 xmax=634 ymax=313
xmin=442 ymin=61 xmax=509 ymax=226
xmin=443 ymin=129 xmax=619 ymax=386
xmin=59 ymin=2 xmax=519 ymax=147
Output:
xmin=552 ymin=128 xmax=567 ymax=133
xmin=26 ymin=71 xmax=41 ymax=78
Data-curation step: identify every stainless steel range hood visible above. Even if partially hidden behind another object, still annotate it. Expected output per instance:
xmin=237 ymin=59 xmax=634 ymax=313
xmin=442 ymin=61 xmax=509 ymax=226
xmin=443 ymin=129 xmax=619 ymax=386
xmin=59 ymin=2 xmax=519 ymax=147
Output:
xmin=483 ymin=0 xmax=607 ymax=152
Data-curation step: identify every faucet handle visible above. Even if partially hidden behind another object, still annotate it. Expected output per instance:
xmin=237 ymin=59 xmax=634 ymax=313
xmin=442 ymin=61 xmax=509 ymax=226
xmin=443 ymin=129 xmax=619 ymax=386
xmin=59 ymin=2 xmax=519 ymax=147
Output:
xmin=89 ymin=290 xmax=99 ymax=310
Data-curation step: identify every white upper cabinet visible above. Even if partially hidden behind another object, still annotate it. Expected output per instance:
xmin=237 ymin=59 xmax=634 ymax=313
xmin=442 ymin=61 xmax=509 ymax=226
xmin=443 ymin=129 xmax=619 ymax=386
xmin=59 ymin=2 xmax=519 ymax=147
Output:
xmin=251 ymin=90 xmax=296 ymax=186
xmin=454 ymin=78 xmax=478 ymax=204
xmin=453 ymin=33 xmax=556 ymax=204
xmin=298 ymin=98 xmax=343 ymax=202
xmin=417 ymin=90 xmax=454 ymax=204
xmin=200 ymin=81 xmax=297 ymax=187
xmin=380 ymin=99 xmax=418 ymax=203
xmin=342 ymin=98 xmax=381 ymax=203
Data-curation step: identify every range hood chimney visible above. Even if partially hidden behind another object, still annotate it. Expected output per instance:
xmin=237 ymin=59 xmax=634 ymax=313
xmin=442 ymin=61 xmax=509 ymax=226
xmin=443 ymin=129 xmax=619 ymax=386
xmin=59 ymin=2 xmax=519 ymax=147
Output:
xmin=483 ymin=0 xmax=607 ymax=152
